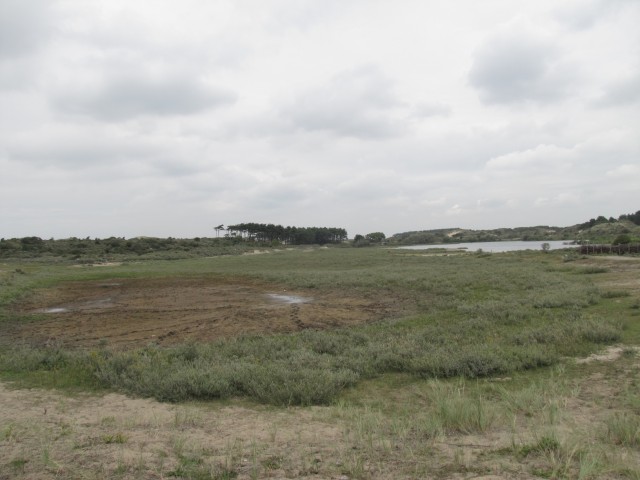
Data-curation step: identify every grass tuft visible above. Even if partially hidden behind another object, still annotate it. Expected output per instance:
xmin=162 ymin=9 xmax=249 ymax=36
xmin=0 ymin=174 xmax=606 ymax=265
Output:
xmin=577 ymin=266 xmax=609 ymax=274
xmin=102 ymin=432 xmax=127 ymax=444
xmin=604 ymin=413 xmax=640 ymax=447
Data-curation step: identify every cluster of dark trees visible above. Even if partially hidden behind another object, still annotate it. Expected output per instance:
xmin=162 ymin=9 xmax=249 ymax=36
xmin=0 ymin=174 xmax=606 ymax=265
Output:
xmin=578 ymin=210 xmax=640 ymax=229
xmin=619 ymin=210 xmax=640 ymax=226
xmin=224 ymin=223 xmax=348 ymax=245
xmin=352 ymin=232 xmax=386 ymax=247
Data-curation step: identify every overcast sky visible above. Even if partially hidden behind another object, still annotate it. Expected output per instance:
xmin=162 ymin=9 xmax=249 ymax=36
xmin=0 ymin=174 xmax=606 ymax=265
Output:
xmin=1 ymin=0 xmax=638 ymax=239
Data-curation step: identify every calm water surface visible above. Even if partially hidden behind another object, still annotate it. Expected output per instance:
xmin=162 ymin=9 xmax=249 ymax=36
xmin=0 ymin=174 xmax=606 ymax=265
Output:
xmin=397 ymin=240 xmax=575 ymax=253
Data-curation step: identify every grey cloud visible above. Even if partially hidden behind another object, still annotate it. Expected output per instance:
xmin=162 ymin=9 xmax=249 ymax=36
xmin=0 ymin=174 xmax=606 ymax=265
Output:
xmin=554 ymin=0 xmax=639 ymax=30
xmin=249 ymin=185 xmax=310 ymax=211
xmin=5 ymin=127 xmax=205 ymax=180
xmin=266 ymin=0 xmax=353 ymax=32
xmin=53 ymin=75 xmax=237 ymax=121
xmin=411 ymin=102 xmax=451 ymax=118
xmin=469 ymin=29 xmax=571 ymax=104
xmin=0 ymin=0 xmax=52 ymax=91
xmin=554 ymin=0 xmax=607 ymax=30
xmin=8 ymin=132 xmax=153 ymax=168
xmin=594 ymin=72 xmax=640 ymax=107
xmin=0 ymin=57 xmax=38 ymax=90
xmin=336 ymin=174 xmax=402 ymax=203
xmin=0 ymin=0 xmax=51 ymax=59
xmin=279 ymin=65 xmax=403 ymax=139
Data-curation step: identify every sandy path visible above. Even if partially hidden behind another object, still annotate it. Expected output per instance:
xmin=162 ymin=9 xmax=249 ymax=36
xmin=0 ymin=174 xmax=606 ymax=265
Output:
xmin=0 ymin=381 xmax=345 ymax=479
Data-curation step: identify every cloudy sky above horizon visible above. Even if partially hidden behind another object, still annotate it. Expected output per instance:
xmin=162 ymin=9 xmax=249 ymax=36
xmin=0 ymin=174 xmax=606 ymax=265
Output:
xmin=1 ymin=0 xmax=638 ymax=239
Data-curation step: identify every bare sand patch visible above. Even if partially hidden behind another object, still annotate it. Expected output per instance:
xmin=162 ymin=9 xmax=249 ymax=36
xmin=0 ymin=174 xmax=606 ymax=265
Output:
xmin=71 ymin=262 xmax=123 ymax=268
xmin=0 ymin=381 xmax=344 ymax=479
xmin=578 ymin=255 xmax=640 ymax=295
xmin=576 ymin=345 xmax=639 ymax=364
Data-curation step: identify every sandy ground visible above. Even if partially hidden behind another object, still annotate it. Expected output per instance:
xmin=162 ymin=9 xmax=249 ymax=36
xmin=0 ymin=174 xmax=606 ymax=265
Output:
xmin=576 ymin=344 xmax=639 ymax=364
xmin=0 ymin=380 xmax=346 ymax=479
xmin=1 ymin=346 xmax=639 ymax=479
xmin=6 ymin=277 xmax=395 ymax=348
xmin=586 ymin=256 xmax=640 ymax=294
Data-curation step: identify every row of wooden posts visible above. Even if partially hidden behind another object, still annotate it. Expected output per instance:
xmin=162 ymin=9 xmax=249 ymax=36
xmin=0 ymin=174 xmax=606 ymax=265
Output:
xmin=579 ymin=243 xmax=640 ymax=255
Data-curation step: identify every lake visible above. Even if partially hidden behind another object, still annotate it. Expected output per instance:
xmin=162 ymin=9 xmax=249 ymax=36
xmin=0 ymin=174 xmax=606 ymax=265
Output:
xmin=397 ymin=240 xmax=576 ymax=253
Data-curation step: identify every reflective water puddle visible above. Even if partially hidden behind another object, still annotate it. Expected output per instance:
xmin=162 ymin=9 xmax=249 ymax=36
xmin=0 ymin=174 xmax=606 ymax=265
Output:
xmin=266 ymin=293 xmax=311 ymax=304
xmin=41 ymin=307 xmax=69 ymax=314
xmin=36 ymin=297 xmax=116 ymax=314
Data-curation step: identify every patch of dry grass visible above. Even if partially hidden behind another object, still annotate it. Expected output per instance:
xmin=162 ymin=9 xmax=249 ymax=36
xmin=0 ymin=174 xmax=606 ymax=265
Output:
xmin=1 ymin=347 xmax=640 ymax=479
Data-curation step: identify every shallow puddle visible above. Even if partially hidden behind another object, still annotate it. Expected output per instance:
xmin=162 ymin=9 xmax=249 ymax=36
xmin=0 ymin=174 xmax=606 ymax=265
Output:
xmin=41 ymin=307 xmax=69 ymax=314
xmin=266 ymin=293 xmax=311 ymax=304
xmin=35 ymin=297 xmax=116 ymax=314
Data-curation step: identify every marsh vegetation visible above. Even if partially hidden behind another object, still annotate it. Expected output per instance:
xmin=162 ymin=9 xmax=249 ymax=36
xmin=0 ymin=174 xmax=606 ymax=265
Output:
xmin=1 ymin=246 xmax=639 ymax=478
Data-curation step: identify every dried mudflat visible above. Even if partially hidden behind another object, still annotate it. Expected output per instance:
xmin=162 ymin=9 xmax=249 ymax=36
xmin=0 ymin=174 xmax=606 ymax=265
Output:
xmin=7 ymin=277 xmax=393 ymax=348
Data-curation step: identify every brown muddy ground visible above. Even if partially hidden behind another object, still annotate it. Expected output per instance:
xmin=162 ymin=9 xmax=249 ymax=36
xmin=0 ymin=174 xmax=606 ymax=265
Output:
xmin=7 ymin=277 xmax=395 ymax=349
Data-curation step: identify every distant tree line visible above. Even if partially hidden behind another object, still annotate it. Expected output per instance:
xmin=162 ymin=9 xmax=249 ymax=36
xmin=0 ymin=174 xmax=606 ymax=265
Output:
xmin=0 ymin=236 xmax=221 ymax=259
xmin=387 ymin=209 xmax=640 ymax=246
xmin=0 ymin=224 xmax=349 ymax=259
xmin=225 ymin=223 xmax=347 ymax=245
xmin=388 ymin=226 xmax=562 ymax=245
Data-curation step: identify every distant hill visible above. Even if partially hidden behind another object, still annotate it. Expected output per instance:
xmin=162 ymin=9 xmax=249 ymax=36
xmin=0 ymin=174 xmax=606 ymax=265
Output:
xmin=389 ymin=211 xmax=640 ymax=246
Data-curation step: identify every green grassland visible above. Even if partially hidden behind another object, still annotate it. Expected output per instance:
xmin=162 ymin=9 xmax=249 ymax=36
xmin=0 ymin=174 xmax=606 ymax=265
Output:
xmin=0 ymin=247 xmax=632 ymax=405
xmin=1 ymin=246 xmax=640 ymax=478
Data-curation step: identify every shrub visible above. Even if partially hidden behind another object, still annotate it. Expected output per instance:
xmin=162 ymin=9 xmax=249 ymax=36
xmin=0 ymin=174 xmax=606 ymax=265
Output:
xmin=240 ymin=364 xmax=359 ymax=406
xmin=580 ymin=320 xmax=621 ymax=344
xmin=612 ymin=234 xmax=632 ymax=245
